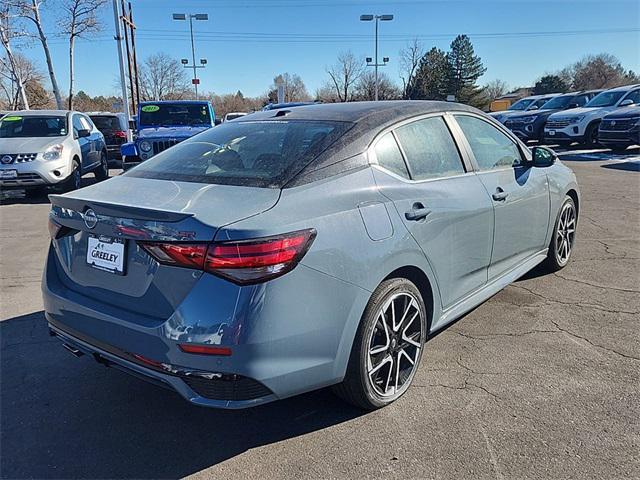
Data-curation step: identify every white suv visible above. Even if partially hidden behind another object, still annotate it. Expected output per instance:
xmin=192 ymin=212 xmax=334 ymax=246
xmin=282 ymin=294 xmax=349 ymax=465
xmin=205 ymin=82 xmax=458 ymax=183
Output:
xmin=0 ymin=110 xmax=108 ymax=193
xmin=544 ymin=84 xmax=640 ymax=147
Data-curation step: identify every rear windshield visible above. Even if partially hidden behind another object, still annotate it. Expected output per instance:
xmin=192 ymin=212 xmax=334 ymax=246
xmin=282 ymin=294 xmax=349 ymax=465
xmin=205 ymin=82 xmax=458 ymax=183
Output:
xmin=139 ymin=103 xmax=211 ymax=127
xmin=125 ymin=119 xmax=352 ymax=188
xmin=0 ymin=115 xmax=67 ymax=138
xmin=90 ymin=115 xmax=121 ymax=131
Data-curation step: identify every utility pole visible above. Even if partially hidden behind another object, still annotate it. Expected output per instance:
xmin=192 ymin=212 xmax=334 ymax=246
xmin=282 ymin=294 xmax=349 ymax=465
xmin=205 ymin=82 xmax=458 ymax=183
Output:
xmin=0 ymin=10 xmax=29 ymax=109
xmin=120 ymin=0 xmax=139 ymax=114
xmin=112 ymin=0 xmax=131 ymax=141
xmin=360 ymin=14 xmax=393 ymax=101
xmin=173 ymin=13 xmax=208 ymax=100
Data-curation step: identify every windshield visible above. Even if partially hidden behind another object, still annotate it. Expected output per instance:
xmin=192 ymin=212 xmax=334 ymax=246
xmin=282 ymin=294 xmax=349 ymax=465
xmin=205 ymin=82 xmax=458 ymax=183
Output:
xmin=0 ymin=115 xmax=68 ymax=138
xmin=509 ymin=99 xmax=534 ymax=111
xmin=540 ymin=95 xmax=572 ymax=110
xmin=586 ymin=91 xmax=625 ymax=108
xmin=139 ymin=103 xmax=211 ymax=127
xmin=126 ymin=119 xmax=352 ymax=188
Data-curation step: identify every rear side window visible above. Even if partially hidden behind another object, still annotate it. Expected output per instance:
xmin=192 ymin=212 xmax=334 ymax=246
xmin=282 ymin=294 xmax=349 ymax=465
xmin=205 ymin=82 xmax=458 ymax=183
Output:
xmin=394 ymin=117 xmax=465 ymax=181
xmin=455 ymin=115 xmax=522 ymax=170
xmin=374 ymin=132 xmax=409 ymax=178
xmin=126 ymin=120 xmax=351 ymax=188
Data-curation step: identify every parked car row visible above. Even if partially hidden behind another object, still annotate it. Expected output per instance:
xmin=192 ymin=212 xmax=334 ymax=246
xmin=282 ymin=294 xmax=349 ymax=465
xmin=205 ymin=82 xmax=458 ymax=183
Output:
xmin=492 ymin=84 xmax=640 ymax=149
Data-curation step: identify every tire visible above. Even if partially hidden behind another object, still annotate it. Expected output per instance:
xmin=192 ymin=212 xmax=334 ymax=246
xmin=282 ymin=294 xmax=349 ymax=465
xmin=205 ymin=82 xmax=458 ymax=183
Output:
xmin=95 ymin=151 xmax=109 ymax=181
xmin=62 ymin=160 xmax=81 ymax=192
xmin=610 ymin=145 xmax=629 ymax=153
xmin=332 ymin=278 xmax=427 ymax=410
xmin=542 ymin=195 xmax=577 ymax=272
xmin=583 ymin=122 xmax=600 ymax=148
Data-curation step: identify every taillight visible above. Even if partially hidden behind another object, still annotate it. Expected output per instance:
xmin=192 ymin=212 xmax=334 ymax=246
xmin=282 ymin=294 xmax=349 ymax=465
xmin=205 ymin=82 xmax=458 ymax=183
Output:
xmin=178 ymin=344 xmax=232 ymax=356
xmin=48 ymin=218 xmax=62 ymax=239
xmin=115 ymin=130 xmax=127 ymax=139
xmin=139 ymin=229 xmax=316 ymax=285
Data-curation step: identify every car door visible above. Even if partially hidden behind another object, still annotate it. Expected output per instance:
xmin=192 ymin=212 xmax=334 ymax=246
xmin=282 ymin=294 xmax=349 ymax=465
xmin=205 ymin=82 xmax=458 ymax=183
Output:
xmin=452 ymin=114 xmax=550 ymax=280
xmin=72 ymin=114 xmax=92 ymax=171
xmin=370 ymin=115 xmax=494 ymax=309
xmin=80 ymin=114 xmax=101 ymax=167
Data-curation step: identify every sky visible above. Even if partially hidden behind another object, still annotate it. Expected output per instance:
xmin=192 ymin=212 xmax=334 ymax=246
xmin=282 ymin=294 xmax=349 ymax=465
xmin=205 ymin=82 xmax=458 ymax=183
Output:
xmin=15 ymin=0 xmax=640 ymax=99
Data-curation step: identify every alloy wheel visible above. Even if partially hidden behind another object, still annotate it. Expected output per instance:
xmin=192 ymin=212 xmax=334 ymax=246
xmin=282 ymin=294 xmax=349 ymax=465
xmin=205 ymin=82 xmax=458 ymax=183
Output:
xmin=367 ymin=292 xmax=423 ymax=397
xmin=555 ymin=202 xmax=576 ymax=265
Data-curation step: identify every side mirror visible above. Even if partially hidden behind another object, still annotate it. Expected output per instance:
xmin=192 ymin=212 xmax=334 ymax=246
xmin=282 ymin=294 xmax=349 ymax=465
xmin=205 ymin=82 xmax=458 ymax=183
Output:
xmin=532 ymin=146 xmax=557 ymax=168
xmin=567 ymin=103 xmax=579 ymax=109
xmin=529 ymin=105 xmax=539 ymax=110
xmin=77 ymin=128 xmax=91 ymax=138
xmin=618 ymin=99 xmax=634 ymax=107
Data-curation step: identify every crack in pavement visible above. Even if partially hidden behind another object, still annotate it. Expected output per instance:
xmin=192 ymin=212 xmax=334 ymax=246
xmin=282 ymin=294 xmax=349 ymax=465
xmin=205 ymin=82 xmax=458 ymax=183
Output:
xmin=510 ymin=284 xmax=639 ymax=315
xmin=553 ymin=272 xmax=640 ymax=294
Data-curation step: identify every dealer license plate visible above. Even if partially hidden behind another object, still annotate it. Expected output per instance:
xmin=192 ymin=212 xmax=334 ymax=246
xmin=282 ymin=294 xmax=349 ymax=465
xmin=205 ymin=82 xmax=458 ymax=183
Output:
xmin=86 ymin=236 xmax=125 ymax=274
xmin=0 ymin=170 xmax=18 ymax=179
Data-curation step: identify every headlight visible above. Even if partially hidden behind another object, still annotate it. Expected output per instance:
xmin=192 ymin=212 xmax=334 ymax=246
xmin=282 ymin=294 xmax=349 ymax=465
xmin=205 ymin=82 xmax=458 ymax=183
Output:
xmin=521 ymin=116 xmax=537 ymax=123
xmin=42 ymin=144 xmax=63 ymax=160
xmin=568 ymin=116 xmax=585 ymax=124
xmin=139 ymin=141 xmax=152 ymax=152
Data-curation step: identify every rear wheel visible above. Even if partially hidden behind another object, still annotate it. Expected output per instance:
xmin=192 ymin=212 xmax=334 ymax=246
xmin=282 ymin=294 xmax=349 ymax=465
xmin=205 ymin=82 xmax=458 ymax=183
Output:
xmin=542 ymin=195 xmax=577 ymax=272
xmin=333 ymin=278 xmax=426 ymax=410
xmin=95 ymin=151 xmax=109 ymax=181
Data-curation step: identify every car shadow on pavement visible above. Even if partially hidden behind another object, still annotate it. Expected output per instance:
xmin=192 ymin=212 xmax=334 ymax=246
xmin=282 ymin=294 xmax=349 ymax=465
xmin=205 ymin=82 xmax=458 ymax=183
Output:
xmin=0 ymin=311 xmax=365 ymax=479
xmin=601 ymin=161 xmax=640 ymax=172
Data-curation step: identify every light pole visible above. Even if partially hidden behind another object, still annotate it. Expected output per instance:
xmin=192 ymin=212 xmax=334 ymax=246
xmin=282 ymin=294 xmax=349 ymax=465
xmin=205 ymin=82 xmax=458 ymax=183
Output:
xmin=172 ymin=13 xmax=208 ymax=99
xmin=360 ymin=14 xmax=393 ymax=101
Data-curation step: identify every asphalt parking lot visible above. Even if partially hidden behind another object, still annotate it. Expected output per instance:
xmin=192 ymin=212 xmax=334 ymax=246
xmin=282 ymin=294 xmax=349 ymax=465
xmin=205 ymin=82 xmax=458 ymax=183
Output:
xmin=1 ymin=148 xmax=638 ymax=479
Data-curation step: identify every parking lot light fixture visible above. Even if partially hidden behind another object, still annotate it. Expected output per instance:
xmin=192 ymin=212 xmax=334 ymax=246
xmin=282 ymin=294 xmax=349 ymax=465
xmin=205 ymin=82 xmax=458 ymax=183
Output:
xmin=360 ymin=14 xmax=394 ymax=101
xmin=172 ymin=12 xmax=209 ymax=99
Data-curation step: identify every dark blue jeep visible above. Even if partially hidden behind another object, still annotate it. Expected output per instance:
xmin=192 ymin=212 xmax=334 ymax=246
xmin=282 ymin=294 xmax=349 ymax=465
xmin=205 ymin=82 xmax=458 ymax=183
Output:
xmin=121 ymin=100 xmax=215 ymax=170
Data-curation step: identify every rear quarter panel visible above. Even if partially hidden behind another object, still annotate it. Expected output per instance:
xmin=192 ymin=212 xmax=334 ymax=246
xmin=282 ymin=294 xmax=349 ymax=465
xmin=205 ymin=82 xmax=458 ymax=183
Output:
xmin=544 ymin=160 xmax=580 ymax=246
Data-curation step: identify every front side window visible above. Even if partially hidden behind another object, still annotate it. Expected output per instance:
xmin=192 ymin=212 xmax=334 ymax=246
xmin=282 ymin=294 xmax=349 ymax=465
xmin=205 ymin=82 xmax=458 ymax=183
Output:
xmin=139 ymin=103 xmax=211 ymax=127
xmin=0 ymin=115 xmax=67 ymax=138
xmin=622 ymin=89 xmax=640 ymax=105
xmin=394 ymin=117 xmax=465 ymax=181
xmin=373 ymin=132 xmax=409 ymax=178
xmin=126 ymin=120 xmax=351 ymax=188
xmin=455 ymin=115 xmax=522 ymax=170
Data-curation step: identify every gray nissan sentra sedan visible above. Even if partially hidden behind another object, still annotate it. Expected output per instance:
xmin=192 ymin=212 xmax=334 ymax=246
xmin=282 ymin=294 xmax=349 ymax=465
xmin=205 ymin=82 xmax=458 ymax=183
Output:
xmin=43 ymin=101 xmax=579 ymax=410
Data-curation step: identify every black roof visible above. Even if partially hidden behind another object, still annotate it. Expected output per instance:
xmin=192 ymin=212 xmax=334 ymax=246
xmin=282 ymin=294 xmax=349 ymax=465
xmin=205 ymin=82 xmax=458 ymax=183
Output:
xmin=245 ymin=100 xmax=477 ymax=124
xmin=245 ymin=101 xmax=483 ymax=188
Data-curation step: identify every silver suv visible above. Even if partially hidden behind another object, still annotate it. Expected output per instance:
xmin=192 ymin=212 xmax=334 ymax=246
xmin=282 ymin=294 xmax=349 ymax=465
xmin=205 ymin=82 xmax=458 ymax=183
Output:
xmin=0 ymin=110 xmax=108 ymax=192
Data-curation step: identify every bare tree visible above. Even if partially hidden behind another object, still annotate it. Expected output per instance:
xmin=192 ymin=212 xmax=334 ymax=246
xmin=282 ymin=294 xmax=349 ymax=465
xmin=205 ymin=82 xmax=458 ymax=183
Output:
xmin=59 ymin=0 xmax=106 ymax=109
xmin=398 ymin=38 xmax=424 ymax=99
xmin=267 ymin=72 xmax=310 ymax=103
xmin=139 ymin=53 xmax=190 ymax=101
xmin=354 ymin=70 xmax=401 ymax=101
xmin=11 ymin=0 xmax=63 ymax=108
xmin=326 ymin=51 xmax=364 ymax=102
xmin=483 ymin=79 xmax=508 ymax=101
xmin=0 ymin=5 xmax=29 ymax=109
xmin=0 ymin=52 xmax=52 ymax=109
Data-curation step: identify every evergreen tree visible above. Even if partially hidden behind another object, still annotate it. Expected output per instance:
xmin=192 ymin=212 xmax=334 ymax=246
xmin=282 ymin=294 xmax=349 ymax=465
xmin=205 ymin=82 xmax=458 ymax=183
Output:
xmin=533 ymin=75 xmax=570 ymax=95
xmin=410 ymin=47 xmax=449 ymax=100
xmin=446 ymin=35 xmax=486 ymax=105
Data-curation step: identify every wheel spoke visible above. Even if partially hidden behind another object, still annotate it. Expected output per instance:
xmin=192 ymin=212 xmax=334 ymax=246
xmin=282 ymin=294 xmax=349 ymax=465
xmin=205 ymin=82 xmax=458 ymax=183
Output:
xmin=383 ymin=355 xmax=394 ymax=394
xmin=369 ymin=313 xmax=390 ymax=355
xmin=402 ymin=328 xmax=421 ymax=348
xmin=398 ymin=347 xmax=417 ymax=366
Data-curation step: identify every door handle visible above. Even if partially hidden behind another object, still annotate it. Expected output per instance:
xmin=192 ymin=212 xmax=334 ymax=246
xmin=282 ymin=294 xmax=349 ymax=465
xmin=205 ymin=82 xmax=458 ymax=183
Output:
xmin=492 ymin=188 xmax=509 ymax=201
xmin=405 ymin=203 xmax=432 ymax=221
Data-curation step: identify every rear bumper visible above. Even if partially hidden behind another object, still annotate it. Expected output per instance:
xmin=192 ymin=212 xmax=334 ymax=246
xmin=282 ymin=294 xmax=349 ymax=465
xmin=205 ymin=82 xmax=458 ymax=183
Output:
xmin=42 ymin=246 xmax=370 ymax=408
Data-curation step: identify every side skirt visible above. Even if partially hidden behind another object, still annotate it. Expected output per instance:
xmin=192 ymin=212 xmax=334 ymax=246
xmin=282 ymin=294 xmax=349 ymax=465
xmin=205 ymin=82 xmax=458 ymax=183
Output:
xmin=431 ymin=249 xmax=548 ymax=333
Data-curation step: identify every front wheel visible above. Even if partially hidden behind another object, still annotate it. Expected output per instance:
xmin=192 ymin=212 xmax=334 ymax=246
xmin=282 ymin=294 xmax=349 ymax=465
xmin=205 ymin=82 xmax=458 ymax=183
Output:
xmin=543 ymin=195 xmax=577 ymax=272
xmin=62 ymin=161 xmax=81 ymax=192
xmin=583 ymin=123 xmax=600 ymax=148
xmin=333 ymin=278 xmax=427 ymax=410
